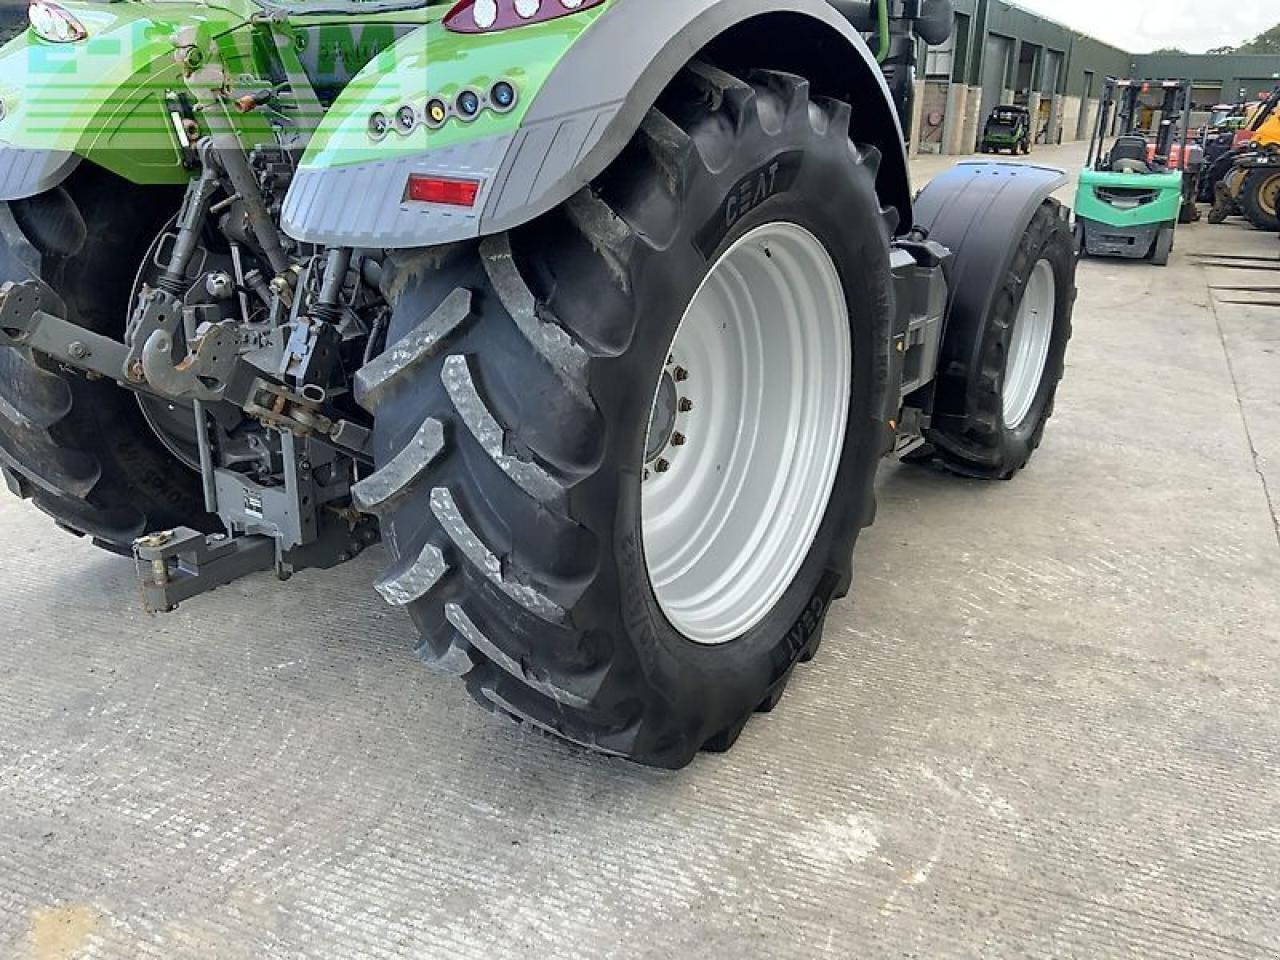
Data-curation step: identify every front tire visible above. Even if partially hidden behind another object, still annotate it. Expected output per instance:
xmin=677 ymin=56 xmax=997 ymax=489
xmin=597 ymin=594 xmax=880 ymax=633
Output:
xmin=357 ymin=64 xmax=896 ymax=767
xmin=922 ymin=201 xmax=1075 ymax=479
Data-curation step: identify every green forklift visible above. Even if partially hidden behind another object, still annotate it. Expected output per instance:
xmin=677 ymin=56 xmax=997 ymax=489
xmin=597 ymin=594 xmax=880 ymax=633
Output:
xmin=1075 ymin=78 xmax=1196 ymax=266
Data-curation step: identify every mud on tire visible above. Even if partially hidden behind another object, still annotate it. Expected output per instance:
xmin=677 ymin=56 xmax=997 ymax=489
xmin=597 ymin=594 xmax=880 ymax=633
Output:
xmin=358 ymin=63 xmax=897 ymax=768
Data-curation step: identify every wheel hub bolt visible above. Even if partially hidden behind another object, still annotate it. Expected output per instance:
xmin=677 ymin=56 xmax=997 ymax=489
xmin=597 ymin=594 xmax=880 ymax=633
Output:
xmin=671 ymin=433 xmax=686 ymax=446
xmin=654 ymin=459 xmax=671 ymax=473
xmin=678 ymin=398 xmax=694 ymax=412
xmin=673 ymin=367 xmax=689 ymax=382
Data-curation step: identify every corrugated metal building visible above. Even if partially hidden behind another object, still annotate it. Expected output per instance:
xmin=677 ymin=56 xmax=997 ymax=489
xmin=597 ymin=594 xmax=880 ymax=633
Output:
xmin=1131 ymin=53 xmax=1280 ymax=107
xmin=912 ymin=0 xmax=1280 ymax=155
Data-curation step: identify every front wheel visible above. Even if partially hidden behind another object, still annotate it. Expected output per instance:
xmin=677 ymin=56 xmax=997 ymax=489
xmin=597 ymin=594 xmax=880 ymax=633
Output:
xmin=921 ymin=201 xmax=1076 ymax=479
xmin=357 ymin=64 xmax=896 ymax=767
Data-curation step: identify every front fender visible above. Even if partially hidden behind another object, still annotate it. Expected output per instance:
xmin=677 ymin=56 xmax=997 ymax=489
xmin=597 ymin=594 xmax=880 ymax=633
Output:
xmin=912 ymin=160 xmax=1069 ymax=393
xmin=282 ymin=0 xmax=908 ymax=249
xmin=0 ymin=1 xmax=253 ymax=199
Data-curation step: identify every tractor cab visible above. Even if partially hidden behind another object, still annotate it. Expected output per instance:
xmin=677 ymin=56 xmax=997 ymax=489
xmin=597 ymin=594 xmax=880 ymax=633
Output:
xmin=1075 ymin=78 xmax=1197 ymax=265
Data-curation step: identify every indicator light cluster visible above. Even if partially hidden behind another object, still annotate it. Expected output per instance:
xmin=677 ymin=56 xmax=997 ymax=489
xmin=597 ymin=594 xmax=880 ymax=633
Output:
xmin=368 ymin=79 xmax=518 ymax=140
xmin=443 ymin=0 xmax=606 ymax=34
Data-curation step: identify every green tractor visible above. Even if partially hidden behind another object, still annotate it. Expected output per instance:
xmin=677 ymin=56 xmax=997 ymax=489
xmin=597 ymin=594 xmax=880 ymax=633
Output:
xmin=1074 ymin=78 xmax=1197 ymax=266
xmin=0 ymin=0 xmax=1077 ymax=767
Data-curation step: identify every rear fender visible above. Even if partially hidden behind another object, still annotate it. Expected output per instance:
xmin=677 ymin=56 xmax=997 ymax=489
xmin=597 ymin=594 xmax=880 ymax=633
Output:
xmin=0 ymin=2 xmax=262 ymax=199
xmin=281 ymin=0 xmax=910 ymax=248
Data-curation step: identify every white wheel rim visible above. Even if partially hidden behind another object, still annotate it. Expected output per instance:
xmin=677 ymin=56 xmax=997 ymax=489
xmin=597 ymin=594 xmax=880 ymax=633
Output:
xmin=1003 ymin=258 xmax=1056 ymax=429
xmin=640 ymin=222 xmax=851 ymax=646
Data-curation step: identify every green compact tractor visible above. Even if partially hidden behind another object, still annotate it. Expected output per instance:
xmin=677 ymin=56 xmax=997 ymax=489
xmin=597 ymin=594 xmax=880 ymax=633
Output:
xmin=981 ymin=104 xmax=1032 ymax=155
xmin=1075 ymin=78 xmax=1198 ymax=266
xmin=0 ymin=0 xmax=1077 ymax=767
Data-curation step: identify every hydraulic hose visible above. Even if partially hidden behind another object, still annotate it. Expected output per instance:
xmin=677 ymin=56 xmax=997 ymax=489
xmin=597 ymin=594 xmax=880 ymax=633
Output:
xmin=875 ymin=0 xmax=890 ymax=63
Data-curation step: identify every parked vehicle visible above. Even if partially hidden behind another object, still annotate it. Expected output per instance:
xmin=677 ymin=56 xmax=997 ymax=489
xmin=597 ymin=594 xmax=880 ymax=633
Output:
xmin=1205 ymin=85 xmax=1280 ymax=230
xmin=1075 ymin=78 xmax=1197 ymax=265
xmin=981 ymin=105 xmax=1032 ymax=154
xmin=0 ymin=0 xmax=1077 ymax=767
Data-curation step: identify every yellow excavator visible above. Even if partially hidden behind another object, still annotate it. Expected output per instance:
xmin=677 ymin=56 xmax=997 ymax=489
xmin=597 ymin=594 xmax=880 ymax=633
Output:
xmin=1207 ymin=86 xmax=1280 ymax=231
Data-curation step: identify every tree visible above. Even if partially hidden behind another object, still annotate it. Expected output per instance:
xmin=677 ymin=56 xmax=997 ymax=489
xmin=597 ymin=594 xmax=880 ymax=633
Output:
xmin=1206 ymin=45 xmax=1237 ymax=55
xmin=1149 ymin=47 xmax=1188 ymax=55
xmin=1235 ymin=22 xmax=1280 ymax=55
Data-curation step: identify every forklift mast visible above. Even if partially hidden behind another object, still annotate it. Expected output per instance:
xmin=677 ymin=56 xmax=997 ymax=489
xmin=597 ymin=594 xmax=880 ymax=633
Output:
xmin=1088 ymin=78 xmax=1193 ymax=171
xmin=1152 ymin=81 xmax=1193 ymax=163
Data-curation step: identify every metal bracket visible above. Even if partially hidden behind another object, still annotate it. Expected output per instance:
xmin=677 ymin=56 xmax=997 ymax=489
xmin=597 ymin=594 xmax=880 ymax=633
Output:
xmin=124 ymin=286 xmax=184 ymax=385
xmin=133 ymin=527 xmax=275 ymax=613
xmin=140 ymin=318 xmax=239 ymax=402
xmin=132 ymin=512 xmax=379 ymax=613
xmin=0 ymin=281 xmax=132 ymax=382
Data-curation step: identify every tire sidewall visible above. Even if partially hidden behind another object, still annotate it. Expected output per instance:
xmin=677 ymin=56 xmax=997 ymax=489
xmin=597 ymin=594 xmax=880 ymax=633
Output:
xmin=591 ymin=106 xmax=893 ymax=728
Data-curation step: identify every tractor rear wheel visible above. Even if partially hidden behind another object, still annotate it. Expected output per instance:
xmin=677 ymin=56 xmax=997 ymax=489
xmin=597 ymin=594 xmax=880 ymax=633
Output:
xmin=0 ymin=165 xmax=213 ymax=552
xmin=357 ymin=64 xmax=895 ymax=767
xmin=1239 ymin=168 xmax=1280 ymax=232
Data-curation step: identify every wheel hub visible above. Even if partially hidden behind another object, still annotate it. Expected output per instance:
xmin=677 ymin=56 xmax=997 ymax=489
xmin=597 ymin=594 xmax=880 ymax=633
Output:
xmin=1260 ymin=173 xmax=1280 ymax=217
xmin=640 ymin=222 xmax=851 ymax=646
xmin=643 ymin=361 xmax=692 ymax=477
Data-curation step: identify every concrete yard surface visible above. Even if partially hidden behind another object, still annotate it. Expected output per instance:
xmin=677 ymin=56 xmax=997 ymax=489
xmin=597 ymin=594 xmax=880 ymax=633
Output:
xmin=1 ymin=143 xmax=1278 ymax=959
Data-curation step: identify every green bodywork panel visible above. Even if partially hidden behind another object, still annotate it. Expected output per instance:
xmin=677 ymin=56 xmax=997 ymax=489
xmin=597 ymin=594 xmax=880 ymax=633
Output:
xmin=301 ymin=4 xmax=611 ymax=170
xmin=0 ymin=0 xmax=600 ymax=184
xmin=0 ymin=1 xmax=243 ymax=183
xmin=1074 ymin=167 xmax=1183 ymax=229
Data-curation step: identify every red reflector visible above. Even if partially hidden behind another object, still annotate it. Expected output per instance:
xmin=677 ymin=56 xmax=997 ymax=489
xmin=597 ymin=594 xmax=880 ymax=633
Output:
xmin=405 ymin=175 xmax=482 ymax=207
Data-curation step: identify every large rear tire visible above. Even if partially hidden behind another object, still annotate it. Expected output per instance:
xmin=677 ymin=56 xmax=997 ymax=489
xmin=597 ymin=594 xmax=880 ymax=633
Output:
xmin=1239 ymin=168 xmax=1280 ymax=232
xmin=0 ymin=165 xmax=213 ymax=552
xmin=1198 ymin=149 xmax=1238 ymax=204
xmin=357 ymin=64 xmax=896 ymax=768
xmin=921 ymin=201 xmax=1075 ymax=479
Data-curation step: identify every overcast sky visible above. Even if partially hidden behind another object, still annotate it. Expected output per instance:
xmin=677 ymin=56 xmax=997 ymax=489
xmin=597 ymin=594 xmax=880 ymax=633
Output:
xmin=1007 ymin=0 xmax=1276 ymax=54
